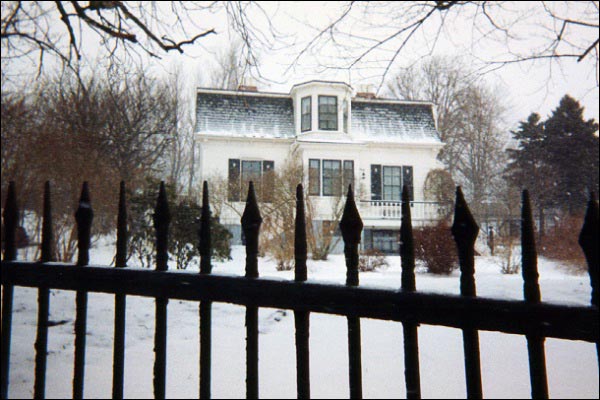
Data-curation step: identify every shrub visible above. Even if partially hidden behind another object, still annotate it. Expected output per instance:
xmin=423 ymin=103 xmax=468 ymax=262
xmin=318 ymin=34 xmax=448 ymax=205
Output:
xmin=359 ymin=249 xmax=389 ymax=272
xmin=413 ymin=222 xmax=458 ymax=275
xmin=539 ymin=214 xmax=587 ymax=272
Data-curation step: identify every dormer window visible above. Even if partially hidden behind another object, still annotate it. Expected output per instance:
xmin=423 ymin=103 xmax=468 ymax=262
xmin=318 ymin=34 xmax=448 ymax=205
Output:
xmin=319 ymin=95 xmax=338 ymax=130
xmin=301 ymin=96 xmax=311 ymax=132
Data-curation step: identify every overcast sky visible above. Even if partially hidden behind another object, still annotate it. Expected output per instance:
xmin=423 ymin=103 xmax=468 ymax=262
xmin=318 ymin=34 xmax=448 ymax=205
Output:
xmin=171 ymin=1 xmax=599 ymax=129
xmin=3 ymin=1 xmax=598 ymax=129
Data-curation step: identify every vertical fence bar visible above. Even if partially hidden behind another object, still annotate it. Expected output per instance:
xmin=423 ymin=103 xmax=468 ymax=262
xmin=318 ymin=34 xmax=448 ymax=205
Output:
xmin=400 ymin=185 xmax=421 ymax=399
xmin=34 ymin=182 xmax=53 ymax=399
xmin=1 ymin=181 xmax=18 ymax=399
xmin=339 ymin=185 xmax=363 ymax=399
xmin=451 ymin=187 xmax=482 ymax=399
xmin=241 ymin=182 xmax=262 ymax=399
xmin=112 ymin=181 xmax=128 ymax=399
xmin=294 ymin=184 xmax=310 ymax=399
xmin=521 ymin=190 xmax=548 ymax=399
xmin=199 ymin=181 xmax=213 ymax=399
xmin=578 ymin=192 xmax=599 ymax=363
xmin=73 ymin=182 xmax=93 ymax=399
xmin=153 ymin=182 xmax=170 ymax=399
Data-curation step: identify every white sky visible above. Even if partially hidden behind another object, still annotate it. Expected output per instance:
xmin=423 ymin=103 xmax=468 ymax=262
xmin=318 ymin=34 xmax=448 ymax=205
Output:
xmin=172 ymin=1 xmax=599 ymax=129
xmin=2 ymin=1 xmax=598 ymax=129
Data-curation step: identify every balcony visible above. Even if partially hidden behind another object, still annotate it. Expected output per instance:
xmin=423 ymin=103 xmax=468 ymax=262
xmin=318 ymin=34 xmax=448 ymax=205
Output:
xmin=358 ymin=200 xmax=451 ymax=226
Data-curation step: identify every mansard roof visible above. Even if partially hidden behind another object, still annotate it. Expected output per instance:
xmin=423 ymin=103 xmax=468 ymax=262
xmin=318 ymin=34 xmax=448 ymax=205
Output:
xmin=195 ymin=84 xmax=441 ymax=144
xmin=195 ymin=89 xmax=295 ymax=139
xmin=351 ymin=99 xmax=440 ymax=144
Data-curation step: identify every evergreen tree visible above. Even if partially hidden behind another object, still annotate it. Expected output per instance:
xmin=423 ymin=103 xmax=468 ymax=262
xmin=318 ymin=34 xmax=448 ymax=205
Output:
xmin=506 ymin=113 xmax=554 ymax=235
xmin=544 ymin=95 xmax=599 ymax=213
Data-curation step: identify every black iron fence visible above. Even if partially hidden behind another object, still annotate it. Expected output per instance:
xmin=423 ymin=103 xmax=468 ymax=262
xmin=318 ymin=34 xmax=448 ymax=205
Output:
xmin=1 ymin=180 xmax=598 ymax=399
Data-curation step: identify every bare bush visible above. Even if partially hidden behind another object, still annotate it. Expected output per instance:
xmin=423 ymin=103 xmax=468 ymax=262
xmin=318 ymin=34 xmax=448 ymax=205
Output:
xmin=539 ymin=214 xmax=587 ymax=272
xmin=359 ymin=249 xmax=389 ymax=272
xmin=413 ymin=222 xmax=458 ymax=275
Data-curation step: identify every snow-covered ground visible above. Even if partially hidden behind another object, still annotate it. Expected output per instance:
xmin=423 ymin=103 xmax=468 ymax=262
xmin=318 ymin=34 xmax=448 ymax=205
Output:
xmin=5 ymin=243 xmax=599 ymax=399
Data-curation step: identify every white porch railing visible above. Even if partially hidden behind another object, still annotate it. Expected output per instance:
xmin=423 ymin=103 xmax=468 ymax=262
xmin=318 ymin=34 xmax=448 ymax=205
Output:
xmin=358 ymin=200 xmax=452 ymax=223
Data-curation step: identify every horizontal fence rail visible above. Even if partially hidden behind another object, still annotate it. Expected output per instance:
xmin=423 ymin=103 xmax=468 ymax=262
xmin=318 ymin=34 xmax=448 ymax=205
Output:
xmin=2 ymin=261 xmax=598 ymax=342
xmin=1 ymin=180 xmax=599 ymax=400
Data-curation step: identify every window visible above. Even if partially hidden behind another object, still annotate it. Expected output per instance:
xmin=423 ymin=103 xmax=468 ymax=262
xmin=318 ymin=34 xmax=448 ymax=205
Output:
xmin=310 ymin=159 xmax=354 ymax=197
xmin=319 ymin=96 xmax=338 ymax=130
xmin=228 ymin=159 xmax=274 ymax=202
xmin=322 ymin=160 xmax=342 ymax=196
xmin=371 ymin=165 xmax=414 ymax=201
xmin=343 ymin=99 xmax=348 ymax=133
xmin=309 ymin=159 xmax=320 ymax=196
xmin=371 ymin=230 xmax=400 ymax=254
xmin=383 ymin=166 xmax=402 ymax=201
xmin=343 ymin=160 xmax=354 ymax=194
xmin=301 ymin=96 xmax=311 ymax=132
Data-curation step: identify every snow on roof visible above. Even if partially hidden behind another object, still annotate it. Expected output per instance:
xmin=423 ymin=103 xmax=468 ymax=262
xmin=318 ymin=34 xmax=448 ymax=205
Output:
xmin=351 ymin=99 xmax=441 ymax=143
xmin=196 ymin=87 xmax=441 ymax=144
xmin=195 ymin=90 xmax=295 ymax=139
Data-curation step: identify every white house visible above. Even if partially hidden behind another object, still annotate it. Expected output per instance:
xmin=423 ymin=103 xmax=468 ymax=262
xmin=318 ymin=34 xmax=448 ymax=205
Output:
xmin=195 ymin=80 xmax=445 ymax=253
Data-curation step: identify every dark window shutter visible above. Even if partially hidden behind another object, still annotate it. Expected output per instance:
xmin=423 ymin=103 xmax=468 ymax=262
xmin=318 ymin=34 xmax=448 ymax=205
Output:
xmin=262 ymin=161 xmax=275 ymax=202
xmin=371 ymin=164 xmax=381 ymax=200
xmin=228 ymin=159 xmax=240 ymax=202
xmin=403 ymin=166 xmax=414 ymax=201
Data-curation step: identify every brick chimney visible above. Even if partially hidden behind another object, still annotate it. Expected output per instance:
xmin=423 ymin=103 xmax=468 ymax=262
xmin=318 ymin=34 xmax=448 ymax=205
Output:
xmin=237 ymin=85 xmax=258 ymax=92
xmin=355 ymin=84 xmax=376 ymax=99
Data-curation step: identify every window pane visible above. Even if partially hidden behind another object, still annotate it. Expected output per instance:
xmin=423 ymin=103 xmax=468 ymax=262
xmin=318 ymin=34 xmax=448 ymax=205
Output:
xmin=323 ymin=160 xmax=342 ymax=196
xmin=309 ymin=159 xmax=320 ymax=196
xmin=343 ymin=160 xmax=354 ymax=193
xmin=383 ymin=166 xmax=401 ymax=201
xmin=319 ymin=96 xmax=338 ymax=131
xmin=242 ymin=160 xmax=262 ymax=198
xmin=301 ymin=97 xmax=311 ymax=131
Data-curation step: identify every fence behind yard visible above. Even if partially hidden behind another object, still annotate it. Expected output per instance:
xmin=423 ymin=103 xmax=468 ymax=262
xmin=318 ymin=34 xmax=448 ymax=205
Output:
xmin=1 ymin=180 xmax=598 ymax=399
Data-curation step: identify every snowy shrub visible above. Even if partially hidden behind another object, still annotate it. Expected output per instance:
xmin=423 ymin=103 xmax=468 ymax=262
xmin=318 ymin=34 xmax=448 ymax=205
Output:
xmin=359 ymin=249 xmax=389 ymax=272
xmin=413 ymin=222 xmax=458 ymax=275
xmin=498 ymin=236 xmax=520 ymax=275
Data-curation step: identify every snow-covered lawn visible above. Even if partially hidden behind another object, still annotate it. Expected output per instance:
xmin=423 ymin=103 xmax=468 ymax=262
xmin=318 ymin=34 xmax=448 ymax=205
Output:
xmin=5 ymin=244 xmax=599 ymax=399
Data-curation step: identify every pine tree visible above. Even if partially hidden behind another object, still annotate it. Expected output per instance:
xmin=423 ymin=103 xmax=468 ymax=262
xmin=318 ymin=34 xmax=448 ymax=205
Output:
xmin=544 ymin=95 xmax=599 ymax=213
xmin=506 ymin=113 xmax=554 ymax=236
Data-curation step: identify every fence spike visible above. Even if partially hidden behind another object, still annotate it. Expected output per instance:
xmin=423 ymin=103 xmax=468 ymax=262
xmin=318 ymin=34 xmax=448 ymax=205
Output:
xmin=116 ymin=181 xmax=128 ymax=268
xmin=295 ymin=184 xmax=308 ymax=282
xmin=400 ymin=185 xmax=421 ymax=399
xmin=199 ymin=183 xmax=213 ymax=399
xmin=73 ymin=182 xmax=93 ymax=398
xmin=579 ymin=192 xmax=599 ymax=308
xmin=451 ymin=186 xmax=479 ymax=297
xmin=154 ymin=181 xmax=170 ymax=272
xmin=75 ymin=182 xmax=93 ymax=267
xmin=521 ymin=190 xmax=541 ymax=303
xmin=241 ymin=182 xmax=261 ymax=398
xmin=41 ymin=181 xmax=54 ymax=263
xmin=200 ymin=181 xmax=212 ymax=275
xmin=1 ymin=181 xmax=18 ymax=399
xmin=3 ymin=181 xmax=18 ymax=261
xmin=521 ymin=191 xmax=548 ymax=398
xmin=34 ymin=182 xmax=53 ymax=398
xmin=113 ymin=182 xmax=128 ymax=399
xmin=340 ymin=184 xmax=363 ymax=287
xmin=401 ymin=185 xmax=416 ymax=292
xmin=340 ymin=184 xmax=363 ymax=398
xmin=294 ymin=184 xmax=311 ymax=399
xmin=241 ymin=181 xmax=262 ymax=279
xmin=340 ymin=184 xmax=363 ymax=254
xmin=451 ymin=187 xmax=482 ymax=398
